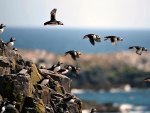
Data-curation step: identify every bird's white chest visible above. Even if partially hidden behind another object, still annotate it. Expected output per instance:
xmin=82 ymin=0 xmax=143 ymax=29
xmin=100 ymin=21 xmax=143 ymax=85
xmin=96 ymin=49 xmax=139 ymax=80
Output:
xmin=54 ymin=66 xmax=60 ymax=72
xmin=41 ymin=79 xmax=49 ymax=85
xmin=62 ymin=69 xmax=69 ymax=74
xmin=0 ymin=29 xmax=3 ymax=34
xmin=7 ymin=42 xmax=14 ymax=47
xmin=69 ymin=99 xmax=75 ymax=103
xmin=93 ymin=35 xmax=96 ymax=39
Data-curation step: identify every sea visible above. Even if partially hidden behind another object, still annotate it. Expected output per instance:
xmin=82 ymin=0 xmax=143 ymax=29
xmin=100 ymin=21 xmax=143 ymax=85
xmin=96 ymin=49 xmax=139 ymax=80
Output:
xmin=1 ymin=27 xmax=150 ymax=112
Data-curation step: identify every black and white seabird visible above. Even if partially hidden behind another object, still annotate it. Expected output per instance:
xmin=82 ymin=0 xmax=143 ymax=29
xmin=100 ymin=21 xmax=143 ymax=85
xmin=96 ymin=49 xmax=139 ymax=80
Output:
xmin=5 ymin=37 xmax=16 ymax=48
xmin=91 ymin=108 xmax=97 ymax=113
xmin=44 ymin=8 xmax=64 ymax=26
xmin=64 ymin=65 xmax=81 ymax=76
xmin=64 ymin=50 xmax=81 ymax=61
xmin=83 ymin=34 xmax=101 ymax=45
xmin=0 ymin=24 xmax=6 ymax=34
xmin=39 ymin=75 xmax=52 ymax=86
xmin=104 ymin=36 xmax=123 ymax=46
xmin=47 ymin=61 xmax=63 ymax=74
xmin=128 ymin=46 xmax=148 ymax=55
xmin=58 ymin=65 xmax=72 ymax=75
xmin=144 ymin=77 xmax=150 ymax=82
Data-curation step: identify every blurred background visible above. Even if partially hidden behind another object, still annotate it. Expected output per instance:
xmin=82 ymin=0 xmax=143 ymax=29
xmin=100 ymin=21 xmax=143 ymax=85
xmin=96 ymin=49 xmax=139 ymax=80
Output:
xmin=1 ymin=0 xmax=150 ymax=112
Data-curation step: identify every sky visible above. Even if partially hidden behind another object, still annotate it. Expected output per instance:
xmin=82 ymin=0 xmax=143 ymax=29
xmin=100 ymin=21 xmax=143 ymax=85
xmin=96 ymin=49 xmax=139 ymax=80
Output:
xmin=1 ymin=0 xmax=150 ymax=29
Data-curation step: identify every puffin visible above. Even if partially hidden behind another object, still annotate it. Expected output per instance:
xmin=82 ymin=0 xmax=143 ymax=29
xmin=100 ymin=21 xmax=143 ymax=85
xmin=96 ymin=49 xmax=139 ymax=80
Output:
xmin=128 ymin=46 xmax=148 ymax=55
xmin=0 ymin=24 xmax=6 ymax=34
xmin=90 ymin=108 xmax=97 ymax=113
xmin=64 ymin=65 xmax=81 ymax=76
xmin=0 ymin=101 xmax=6 ymax=113
xmin=83 ymin=34 xmax=101 ymax=45
xmin=144 ymin=77 xmax=150 ymax=82
xmin=5 ymin=37 xmax=16 ymax=48
xmin=44 ymin=8 xmax=63 ymax=26
xmin=64 ymin=50 xmax=81 ymax=61
xmin=104 ymin=36 xmax=123 ymax=45
xmin=39 ymin=75 xmax=52 ymax=86
xmin=47 ymin=61 xmax=63 ymax=74
xmin=57 ymin=65 xmax=72 ymax=75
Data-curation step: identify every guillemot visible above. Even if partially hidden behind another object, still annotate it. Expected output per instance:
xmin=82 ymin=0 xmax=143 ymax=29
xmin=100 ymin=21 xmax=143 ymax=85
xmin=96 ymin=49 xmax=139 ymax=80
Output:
xmin=44 ymin=8 xmax=63 ymax=26
xmin=83 ymin=34 xmax=101 ymax=45
xmin=104 ymin=36 xmax=123 ymax=46
xmin=64 ymin=50 xmax=81 ymax=61
xmin=0 ymin=24 xmax=6 ymax=34
xmin=128 ymin=46 xmax=148 ymax=55
xmin=5 ymin=37 xmax=16 ymax=48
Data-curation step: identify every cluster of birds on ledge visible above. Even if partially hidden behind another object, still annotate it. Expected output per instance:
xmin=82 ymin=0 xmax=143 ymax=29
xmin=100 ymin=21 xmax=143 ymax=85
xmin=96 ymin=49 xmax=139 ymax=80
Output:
xmin=0 ymin=8 xmax=150 ymax=113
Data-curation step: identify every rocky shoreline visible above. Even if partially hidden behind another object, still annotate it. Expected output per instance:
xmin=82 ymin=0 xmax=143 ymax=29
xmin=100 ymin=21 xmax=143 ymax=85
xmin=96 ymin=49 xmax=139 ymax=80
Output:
xmin=0 ymin=39 xmax=83 ymax=113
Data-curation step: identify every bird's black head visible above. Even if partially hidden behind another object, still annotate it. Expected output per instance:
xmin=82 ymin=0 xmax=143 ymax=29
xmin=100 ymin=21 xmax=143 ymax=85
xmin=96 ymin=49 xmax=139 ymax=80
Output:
xmin=117 ymin=37 xmax=123 ymax=41
xmin=12 ymin=48 xmax=18 ymax=51
xmin=91 ymin=108 xmax=97 ymax=112
xmin=10 ymin=37 xmax=16 ymax=42
xmin=144 ymin=77 xmax=150 ymax=82
xmin=1 ymin=24 xmax=6 ymax=28
xmin=142 ymin=47 xmax=148 ymax=51
xmin=57 ymin=61 xmax=63 ymax=65
xmin=57 ymin=21 xmax=64 ymax=25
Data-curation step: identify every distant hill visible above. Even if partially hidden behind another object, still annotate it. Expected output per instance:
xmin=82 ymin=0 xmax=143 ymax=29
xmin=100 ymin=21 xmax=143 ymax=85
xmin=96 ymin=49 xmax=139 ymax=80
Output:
xmin=19 ymin=49 xmax=150 ymax=90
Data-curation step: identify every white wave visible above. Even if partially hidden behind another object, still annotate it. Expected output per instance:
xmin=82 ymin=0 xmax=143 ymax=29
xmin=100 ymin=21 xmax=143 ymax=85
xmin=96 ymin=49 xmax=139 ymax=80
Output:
xmin=120 ymin=104 xmax=149 ymax=112
xmin=71 ymin=89 xmax=85 ymax=94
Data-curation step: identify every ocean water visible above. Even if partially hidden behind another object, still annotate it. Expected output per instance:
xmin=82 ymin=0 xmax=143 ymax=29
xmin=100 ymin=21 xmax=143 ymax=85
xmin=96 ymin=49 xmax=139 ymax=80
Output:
xmin=0 ymin=27 xmax=150 ymax=54
xmin=73 ymin=89 xmax=150 ymax=112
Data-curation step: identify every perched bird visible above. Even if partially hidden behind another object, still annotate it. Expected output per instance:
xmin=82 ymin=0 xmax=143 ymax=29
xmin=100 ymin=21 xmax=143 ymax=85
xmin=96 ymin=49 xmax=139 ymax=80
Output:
xmin=5 ymin=101 xmax=17 ymax=108
xmin=128 ymin=46 xmax=148 ymax=55
xmin=83 ymin=34 xmax=101 ymax=45
xmin=39 ymin=75 xmax=52 ymax=86
xmin=57 ymin=65 xmax=72 ymax=75
xmin=44 ymin=8 xmax=63 ymax=26
xmin=0 ymin=24 xmax=6 ymax=34
xmin=0 ymin=101 xmax=6 ymax=113
xmin=5 ymin=37 xmax=16 ymax=48
xmin=64 ymin=50 xmax=81 ymax=61
xmin=47 ymin=61 xmax=63 ymax=74
xmin=64 ymin=65 xmax=81 ymax=76
xmin=91 ymin=108 xmax=97 ymax=113
xmin=104 ymin=36 xmax=123 ymax=45
xmin=144 ymin=77 xmax=150 ymax=82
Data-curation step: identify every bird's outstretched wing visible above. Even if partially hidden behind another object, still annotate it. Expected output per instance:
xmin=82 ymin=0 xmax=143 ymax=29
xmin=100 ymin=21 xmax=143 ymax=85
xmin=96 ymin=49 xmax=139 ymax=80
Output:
xmin=50 ymin=8 xmax=57 ymax=21
xmin=89 ymin=37 xmax=95 ymax=45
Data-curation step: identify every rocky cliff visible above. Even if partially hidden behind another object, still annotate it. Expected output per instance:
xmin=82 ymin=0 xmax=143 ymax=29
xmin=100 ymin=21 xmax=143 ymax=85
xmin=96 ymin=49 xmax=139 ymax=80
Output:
xmin=0 ymin=39 xmax=82 ymax=113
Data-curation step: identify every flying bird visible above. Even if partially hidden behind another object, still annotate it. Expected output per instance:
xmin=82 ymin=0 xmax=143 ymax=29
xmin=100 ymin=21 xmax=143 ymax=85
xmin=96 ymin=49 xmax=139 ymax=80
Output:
xmin=83 ymin=34 xmax=101 ymax=45
xmin=0 ymin=24 xmax=6 ymax=34
xmin=104 ymin=36 xmax=123 ymax=45
xmin=5 ymin=37 xmax=16 ymax=48
xmin=128 ymin=46 xmax=148 ymax=55
xmin=44 ymin=8 xmax=63 ymax=26
xmin=64 ymin=50 xmax=81 ymax=61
